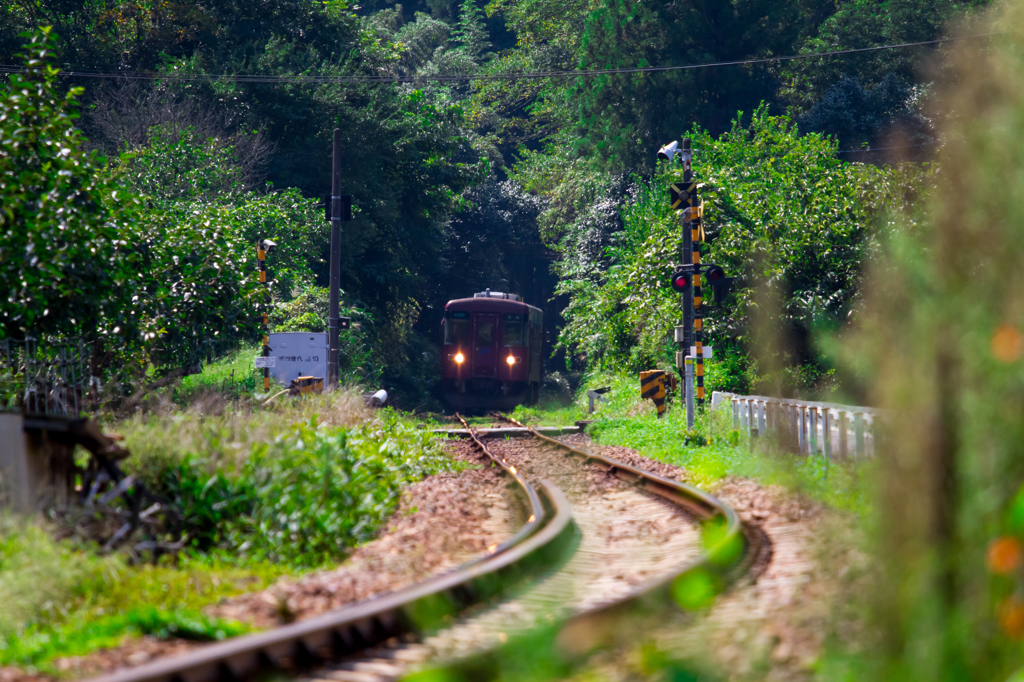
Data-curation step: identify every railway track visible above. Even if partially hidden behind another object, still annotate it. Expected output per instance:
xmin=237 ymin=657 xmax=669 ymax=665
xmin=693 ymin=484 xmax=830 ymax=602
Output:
xmin=91 ymin=416 xmax=751 ymax=682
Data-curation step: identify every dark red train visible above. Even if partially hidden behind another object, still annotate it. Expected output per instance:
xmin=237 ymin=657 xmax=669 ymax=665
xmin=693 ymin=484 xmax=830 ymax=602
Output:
xmin=441 ymin=291 xmax=543 ymax=410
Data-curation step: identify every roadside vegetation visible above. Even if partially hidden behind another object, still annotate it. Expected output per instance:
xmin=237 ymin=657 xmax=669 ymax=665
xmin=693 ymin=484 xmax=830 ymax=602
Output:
xmin=517 ymin=371 xmax=872 ymax=515
xmin=0 ymin=354 xmax=462 ymax=674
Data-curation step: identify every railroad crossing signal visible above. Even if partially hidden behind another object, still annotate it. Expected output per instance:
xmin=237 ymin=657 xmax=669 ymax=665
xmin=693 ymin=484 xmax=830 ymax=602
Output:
xmin=669 ymin=182 xmax=696 ymax=210
xmin=671 ymin=267 xmax=692 ymax=293
xmin=703 ymin=264 xmax=735 ymax=305
xmin=664 ymin=138 xmax=737 ymax=414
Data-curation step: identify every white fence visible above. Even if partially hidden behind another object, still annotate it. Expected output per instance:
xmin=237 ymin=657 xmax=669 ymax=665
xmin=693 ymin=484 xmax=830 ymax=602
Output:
xmin=711 ymin=392 xmax=882 ymax=460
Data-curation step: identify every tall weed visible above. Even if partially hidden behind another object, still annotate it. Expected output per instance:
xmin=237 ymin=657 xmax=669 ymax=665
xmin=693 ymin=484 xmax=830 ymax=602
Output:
xmin=835 ymin=4 xmax=1024 ymax=679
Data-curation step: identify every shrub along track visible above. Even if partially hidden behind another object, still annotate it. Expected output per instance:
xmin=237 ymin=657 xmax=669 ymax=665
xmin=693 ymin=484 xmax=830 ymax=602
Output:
xmin=90 ymin=418 xmax=750 ymax=682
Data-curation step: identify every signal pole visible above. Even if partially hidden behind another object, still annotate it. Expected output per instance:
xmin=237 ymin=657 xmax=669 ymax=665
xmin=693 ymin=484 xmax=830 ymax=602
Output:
xmin=666 ymin=138 xmax=732 ymax=416
xmin=675 ymin=139 xmax=694 ymax=404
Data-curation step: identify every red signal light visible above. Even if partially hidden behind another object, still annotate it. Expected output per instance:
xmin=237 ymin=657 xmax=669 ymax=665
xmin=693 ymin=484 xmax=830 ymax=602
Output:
xmin=670 ymin=267 xmax=691 ymax=293
xmin=705 ymin=265 xmax=726 ymax=282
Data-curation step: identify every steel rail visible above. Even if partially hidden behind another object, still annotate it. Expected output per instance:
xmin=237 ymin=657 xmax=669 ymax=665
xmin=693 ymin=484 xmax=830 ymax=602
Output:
xmin=89 ymin=441 xmax=574 ymax=682
xmin=454 ymin=412 xmax=543 ymax=551
xmin=492 ymin=413 xmax=748 ymax=653
xmin=496 ymin=413 xmax=740 ymax=538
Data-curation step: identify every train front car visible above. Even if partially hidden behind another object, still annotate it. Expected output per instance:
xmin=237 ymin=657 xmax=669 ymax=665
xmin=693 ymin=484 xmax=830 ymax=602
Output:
xmin=441 ymin=291 xmax=543 ymax=410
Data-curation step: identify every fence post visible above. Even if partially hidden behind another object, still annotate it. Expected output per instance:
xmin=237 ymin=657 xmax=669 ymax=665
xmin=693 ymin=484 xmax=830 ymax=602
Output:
xmin=839 ymin=411 xmax=849 ymax=459
xmin=867 ymin=414 xmax=876 ymax=457
xmin=809 ymin=408 xmax=818 ymax=454
xmin=855 ymin=412 xmax=865 ymax=458
xmin=788 ymin=403 xmax=797 ymax=452
xmin=732 ymin=399 xmax=739 ymax=429
xmin=823 ymin=409 xmax=832 ymax=459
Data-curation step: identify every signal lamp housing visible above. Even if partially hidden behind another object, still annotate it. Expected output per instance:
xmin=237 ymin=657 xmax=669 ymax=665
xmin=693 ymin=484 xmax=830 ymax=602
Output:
xmin=703 ymin=264 xmax=735 ymax=305
xmin=704 ymin=265 xmax=726 ymax=283
xmin=670 ymin=267 xmax=692 ymax=293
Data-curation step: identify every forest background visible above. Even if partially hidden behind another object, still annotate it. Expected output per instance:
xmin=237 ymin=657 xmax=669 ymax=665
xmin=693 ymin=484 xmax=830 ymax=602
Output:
xmin=0 ymin=0 xmax=991 ymax=407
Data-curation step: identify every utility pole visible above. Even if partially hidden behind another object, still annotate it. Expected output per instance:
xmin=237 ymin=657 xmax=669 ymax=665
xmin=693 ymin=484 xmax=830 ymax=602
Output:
xmin=327 ymin=130 xmax=354 ymax=390
xmin=328 ymin=129 xmax=343 ymax=390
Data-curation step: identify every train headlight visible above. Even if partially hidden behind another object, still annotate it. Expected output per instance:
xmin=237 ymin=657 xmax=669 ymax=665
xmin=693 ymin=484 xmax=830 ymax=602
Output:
xmin=507 ymin=356 xmax=516 ymax=366
xmin=455 ymin=352 xmax=464 ymax=364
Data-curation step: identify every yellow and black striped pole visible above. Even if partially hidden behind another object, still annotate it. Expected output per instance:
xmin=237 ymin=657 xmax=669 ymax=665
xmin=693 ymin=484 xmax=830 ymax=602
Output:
xmin=257 ymin=240 xmax=270 ymax=392
xmin=675 ymin=139 xmax=694 ymax=410
xmin=690 ymin=192 xmax=705 ymax=406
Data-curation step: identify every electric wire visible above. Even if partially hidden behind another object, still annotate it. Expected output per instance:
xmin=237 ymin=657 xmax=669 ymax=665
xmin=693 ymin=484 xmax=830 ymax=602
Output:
xmin=0 ymin=32 xmax=1000 ymax=85
xmin=837 ymin=141 xmax=939 ymax=154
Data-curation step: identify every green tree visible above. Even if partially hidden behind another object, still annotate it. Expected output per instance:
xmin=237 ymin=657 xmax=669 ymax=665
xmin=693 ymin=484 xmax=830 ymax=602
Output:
xmin=549 ymin=107 xmax=929 ymax=392
xmin=455 ymin=0 xmax=492 ymax=60
xmin=0 ymin=27 xmax=132 ymax=340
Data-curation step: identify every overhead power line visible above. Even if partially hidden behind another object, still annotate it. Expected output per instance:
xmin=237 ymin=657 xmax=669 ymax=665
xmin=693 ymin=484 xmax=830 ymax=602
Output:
xmin=837 ymin=141 xmax=939 ymax=154
xmin=0 ymin=32 xmax=1000 ymax=85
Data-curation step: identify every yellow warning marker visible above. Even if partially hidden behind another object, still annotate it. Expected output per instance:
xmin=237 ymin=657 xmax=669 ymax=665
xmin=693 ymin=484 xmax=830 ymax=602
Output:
xmin=640 ymin=370 xmax=674 ymax=418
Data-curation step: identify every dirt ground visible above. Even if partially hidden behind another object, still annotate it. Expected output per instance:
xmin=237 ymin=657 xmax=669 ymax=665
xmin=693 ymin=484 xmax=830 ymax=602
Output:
xmin=561 ymin=434 xmax=865 ymax=682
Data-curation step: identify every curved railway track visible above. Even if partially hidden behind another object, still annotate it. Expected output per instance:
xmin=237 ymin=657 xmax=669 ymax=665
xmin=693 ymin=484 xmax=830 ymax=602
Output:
xmin=91 ymin=415 xmax=752 ymax=682
xmin=91 ymin=430 xmax=574 ymax=682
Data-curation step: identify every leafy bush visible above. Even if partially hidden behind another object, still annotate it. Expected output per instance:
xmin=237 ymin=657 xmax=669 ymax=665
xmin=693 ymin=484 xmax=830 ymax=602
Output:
xmin=0 ymin=29 xmax=326 ymax=390
xmin=227 ymin=422 xmax=406 ymax=565
xmin=125 ymin=402 xmax=459 ymax=567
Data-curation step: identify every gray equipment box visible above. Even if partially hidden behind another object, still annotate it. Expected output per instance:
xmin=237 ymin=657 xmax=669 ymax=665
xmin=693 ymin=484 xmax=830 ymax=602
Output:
xmin=266 ymin=332 xmax=328 ymax=387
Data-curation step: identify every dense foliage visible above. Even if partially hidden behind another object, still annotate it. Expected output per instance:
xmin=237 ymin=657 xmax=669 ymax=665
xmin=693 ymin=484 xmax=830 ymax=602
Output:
xmin=0 ymin=27 xmax=129 ymax=340
xmin=1 ymin=0 xmax=984 ymax=405
xmin=124 ymin=404 xmax=457 ymax=567
xmin=543 ymin=108 xmax=930 ymax=394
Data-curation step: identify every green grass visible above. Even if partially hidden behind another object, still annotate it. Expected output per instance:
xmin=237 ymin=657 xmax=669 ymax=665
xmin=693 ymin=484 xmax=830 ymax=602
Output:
xmin=519 ymin=370 xmax=872 ymax=514
xmin=0 ymin=520 xmax=285 ymax=674
xmin=175 ymin=343 xmax=262 ymax=403
xmin=2 ymin=606 xmax=250 ymax=674
xmin=3 ymin=382 xmax=469 ymax=674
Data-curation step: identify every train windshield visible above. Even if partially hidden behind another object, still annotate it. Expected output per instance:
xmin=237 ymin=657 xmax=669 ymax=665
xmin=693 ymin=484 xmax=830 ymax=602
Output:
xmin=502 ymin=314 xmax=525 ymax=347
xmin=445 ymin=311 xmax=471 ymax=346
xmin=476 ymin=319 xmax=495 ymax=346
